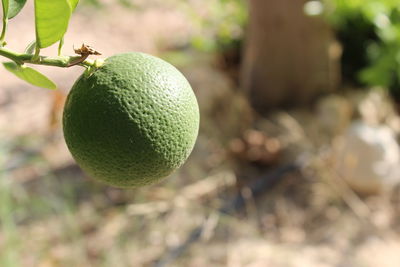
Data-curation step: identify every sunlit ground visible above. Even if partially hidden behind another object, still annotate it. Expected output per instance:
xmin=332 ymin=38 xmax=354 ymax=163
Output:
xmin=1 ymin=1 xmax=400 ymax=267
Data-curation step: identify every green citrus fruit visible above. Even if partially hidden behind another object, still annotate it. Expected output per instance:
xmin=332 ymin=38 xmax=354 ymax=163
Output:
xmin=63 ymin=52 xmax=199 ymax=187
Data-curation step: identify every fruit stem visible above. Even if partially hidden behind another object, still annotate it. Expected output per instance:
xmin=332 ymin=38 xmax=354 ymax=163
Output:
xmin=58 ymin=37 xmax=64 ymax=56
xmin=0 ymin=46 xmax=99 ymax=68
xmin=0 ymin=17 xmax=7 ymax=45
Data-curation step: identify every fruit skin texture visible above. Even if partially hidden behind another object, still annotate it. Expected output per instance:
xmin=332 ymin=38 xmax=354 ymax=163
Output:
xmin=63 ymin=52 xmax=199 ymax=187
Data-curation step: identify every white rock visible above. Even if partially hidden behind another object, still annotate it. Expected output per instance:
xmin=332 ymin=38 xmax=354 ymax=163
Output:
xmin=336 ymin=121 xmax=400 ymax=194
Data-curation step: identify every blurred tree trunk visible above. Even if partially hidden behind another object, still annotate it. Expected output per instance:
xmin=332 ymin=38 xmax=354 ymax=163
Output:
xmin=241 ymin=0 xmax=340 ymax=111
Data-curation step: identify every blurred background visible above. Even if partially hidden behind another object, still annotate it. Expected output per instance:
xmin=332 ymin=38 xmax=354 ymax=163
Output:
xmin=2 ymin=0 xmax=400 ymax=266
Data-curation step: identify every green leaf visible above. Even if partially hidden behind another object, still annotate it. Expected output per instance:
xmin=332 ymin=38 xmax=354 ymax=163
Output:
xmin=3 ymin=62 xmax=57 ymax=89
xmin=24 ymin=40 xmax=36 ymax=54
xmin=34 ymin=0 xmax=72 ymax=48
xmin=8 ymin=0 xmax=27 ymax=19
xmin=2 ymin=0 xmax=9 ymax=19
xmin=68 ymin=0 xmax=79 ymax=11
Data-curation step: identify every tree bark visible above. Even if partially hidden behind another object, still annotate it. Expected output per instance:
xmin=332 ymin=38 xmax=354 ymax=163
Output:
xmin=241 ymin=0 xmax=340 ymax=112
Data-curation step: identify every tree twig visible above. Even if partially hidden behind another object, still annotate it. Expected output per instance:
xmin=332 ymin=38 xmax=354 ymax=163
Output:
xmin=0 ymin=46 xmax=97 ymax=68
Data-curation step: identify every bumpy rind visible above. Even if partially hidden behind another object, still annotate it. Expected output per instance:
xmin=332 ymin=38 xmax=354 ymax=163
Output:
xmin=63 ymin=52 xmax=200 ymax=187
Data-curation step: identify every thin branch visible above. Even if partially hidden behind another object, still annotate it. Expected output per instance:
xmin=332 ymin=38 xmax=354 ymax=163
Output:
xmin=0 ymin=46 xmax=98 ymax=68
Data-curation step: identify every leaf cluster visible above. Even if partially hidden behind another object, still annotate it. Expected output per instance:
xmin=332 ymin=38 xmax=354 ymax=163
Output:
xmin=324 ymin=0 xmax=400 ymax=98
xmin=1 ymin=0 xmax=82 ymax=89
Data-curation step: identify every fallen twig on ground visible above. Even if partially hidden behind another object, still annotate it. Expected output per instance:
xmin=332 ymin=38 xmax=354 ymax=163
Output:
xmin=153 ymin=163 xmax=300 ymax=267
